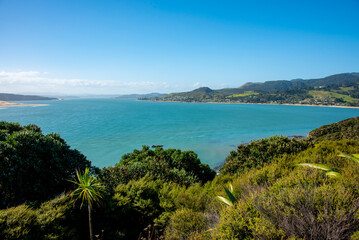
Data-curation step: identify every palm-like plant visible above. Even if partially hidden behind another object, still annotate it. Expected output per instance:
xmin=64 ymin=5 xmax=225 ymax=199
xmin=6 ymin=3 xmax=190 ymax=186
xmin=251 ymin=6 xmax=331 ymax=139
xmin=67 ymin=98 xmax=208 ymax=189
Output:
xmin=71 ymin=168 xmax=104 ymax=240
xmin=296 ymin=152 xmax=359 ymax=179
xmin=217 ymin=183 xmax=238 ymax=207
xmin=338 ymin=152 xmax=359 ymax=164
xmin=295 ymin=162 xmax=342 ymax=178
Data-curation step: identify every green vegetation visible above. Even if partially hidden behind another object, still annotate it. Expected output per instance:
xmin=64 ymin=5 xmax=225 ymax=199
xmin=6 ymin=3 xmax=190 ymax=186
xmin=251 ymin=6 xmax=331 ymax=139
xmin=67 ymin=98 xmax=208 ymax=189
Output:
xmin=220 ymin=135 xmax=312 ymax=175
xmin=71 ymin=168 xmax=104 ymax=240
xmin=308 ymin=116 xmax=359 ymax=142
xmin=296 ymin=152 xmax=359 ymax=179
xmin=142 ymin=73 xmax=359 ymax=106
xmin=340 ymin=86 xmax=355 ymax=91
xmin=0 ymin=121 xmax=92 ymax=208
xmin=217 ymin=183 xmax=238 ymax=207
xmin=309 ymin=90 xmax=359 ymax=103
xmin=0 ymin=194 xmax=79 ymax=240
xmin=227 ymin=91 xmax=259 ymax=98
xmin=2 ymin=117 xmax=359 ymax=239
xmin=100 ymin=145 xmax=216 ymax=188
xmin=0 ymin=93 xmax=56 ymax=101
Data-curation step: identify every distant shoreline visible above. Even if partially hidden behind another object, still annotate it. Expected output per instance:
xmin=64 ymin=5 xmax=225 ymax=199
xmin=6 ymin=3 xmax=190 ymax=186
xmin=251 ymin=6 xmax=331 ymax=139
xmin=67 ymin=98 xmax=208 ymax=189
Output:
xmin=141 ymin=99 xmax=359 ymax=109
xmin=0 ymin=101 xmax=48 ymax=107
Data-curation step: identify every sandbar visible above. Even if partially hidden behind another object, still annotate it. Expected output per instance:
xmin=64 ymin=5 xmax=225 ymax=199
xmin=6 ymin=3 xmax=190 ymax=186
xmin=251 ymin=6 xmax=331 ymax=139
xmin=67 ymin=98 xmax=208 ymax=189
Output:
xmin=0 ymin=101 xmax=48 ymax=107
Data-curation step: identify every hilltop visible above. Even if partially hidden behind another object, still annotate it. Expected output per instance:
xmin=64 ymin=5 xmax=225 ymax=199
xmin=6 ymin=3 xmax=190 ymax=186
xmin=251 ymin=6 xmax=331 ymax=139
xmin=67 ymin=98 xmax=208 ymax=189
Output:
xmin=142 ymin=73 xmax=359 ymax=106
xmin=0 ymin=93 xmax=57 ymax=101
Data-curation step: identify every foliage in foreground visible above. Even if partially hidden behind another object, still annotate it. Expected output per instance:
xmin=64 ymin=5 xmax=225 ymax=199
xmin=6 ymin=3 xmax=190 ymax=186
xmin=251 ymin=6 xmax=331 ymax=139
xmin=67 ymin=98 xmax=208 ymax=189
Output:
xmin=0 ymin=121 xmax=92 ymax=208
xmin=71 ymin=168 xmax=105 ymax=240
xmin=100 ymin=145 xmax=216 ymax=188
xmin=220 ymin=135 xmax=312 ymax=175
xmin=0 ymin=194 xmax=79 ymax=240
xmin=2 ymin=118 xmax=359 ymax=239
xmin=2 ymin=139 xmax=359 ymax=240
xmin=213 ymin=139 xmax=359 ymax=240
xmin=308 ymin=116 xmax=359 ymax=142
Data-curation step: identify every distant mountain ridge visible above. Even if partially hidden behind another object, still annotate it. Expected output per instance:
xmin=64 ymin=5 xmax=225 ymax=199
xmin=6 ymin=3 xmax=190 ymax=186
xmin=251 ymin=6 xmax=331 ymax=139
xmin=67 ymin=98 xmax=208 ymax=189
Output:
xmin=238 ymin=73 xmax=359 ymax=91
xmin=143 ymin=73 xmax=359 ymax=106
xmin=0 ymin=93 xmax=57 ymax=101
xmin=116 ymin=93 xmax=166 ymax=99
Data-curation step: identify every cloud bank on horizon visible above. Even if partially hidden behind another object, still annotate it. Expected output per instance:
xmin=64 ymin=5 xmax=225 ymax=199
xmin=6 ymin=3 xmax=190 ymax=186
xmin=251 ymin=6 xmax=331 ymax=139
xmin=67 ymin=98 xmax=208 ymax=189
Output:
xmin=0 ymin=70 xmax=228 ymax=95
xmin=0 ymin=70 xmax=185 ymax=95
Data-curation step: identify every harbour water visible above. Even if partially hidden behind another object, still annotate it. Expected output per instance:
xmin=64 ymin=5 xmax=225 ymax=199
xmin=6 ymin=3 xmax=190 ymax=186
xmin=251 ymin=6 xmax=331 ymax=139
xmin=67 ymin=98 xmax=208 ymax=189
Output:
xmin=1 ymin=98 xmax=358 ymax=168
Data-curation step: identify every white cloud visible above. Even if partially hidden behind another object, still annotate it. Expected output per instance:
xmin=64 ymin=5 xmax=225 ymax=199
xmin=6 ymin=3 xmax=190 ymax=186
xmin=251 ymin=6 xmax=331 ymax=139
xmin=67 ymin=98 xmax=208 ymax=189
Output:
xmin=193 ymin=82 xmax=201 ymax=88
xmin=0 ymin=70 xmax=174 ymax=95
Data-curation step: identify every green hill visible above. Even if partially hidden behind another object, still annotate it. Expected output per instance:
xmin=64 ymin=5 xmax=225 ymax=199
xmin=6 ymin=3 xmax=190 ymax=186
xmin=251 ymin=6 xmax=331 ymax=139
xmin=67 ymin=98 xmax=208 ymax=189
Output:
xmin=308 ymin=116 xmax=359 ymax=142
xmin=145 ymin=73 xmax=359 ymax=106
xmin=238 ymin=73 xmax=359 ymax=91
xmin=0 ymin=93 xmax=57 ymax=101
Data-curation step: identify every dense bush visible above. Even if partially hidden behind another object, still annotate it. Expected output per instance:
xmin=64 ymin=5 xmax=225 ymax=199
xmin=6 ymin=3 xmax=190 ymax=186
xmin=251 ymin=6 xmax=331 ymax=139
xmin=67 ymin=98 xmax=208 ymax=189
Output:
xmin=107 ymin=176 xmax=219 ymax=239
xmin=220 ymin=136 xmax=311 ymax=175
xmin=0 ymin=122 xmax=92 ymax=208
xmin=308 ymin=116 xmax=359 ymax=142
xmin=112 ymin=176 xmax=165 ymax=239
xmin=0 ymin=194 xmax=79 ymax=240
xmin=255 ymin=183 xmax=359 ymax=240
xmin=213 ymin=139 xmax=359 ymax=239
xmin=101 ymin=145 xmax=216 ymax=188
xmin=2 ymin=118 xmax=359 ymax=240
xmin=164 ymin=208 xmax=209 ymax=240
xmin=215 ymin=199 xmax=283 ymax=239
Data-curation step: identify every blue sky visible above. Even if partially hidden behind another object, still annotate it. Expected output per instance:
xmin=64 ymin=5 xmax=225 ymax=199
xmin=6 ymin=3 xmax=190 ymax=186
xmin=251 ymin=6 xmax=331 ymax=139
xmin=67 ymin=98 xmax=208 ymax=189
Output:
xmin=0 ymin=0 xmax=359 ymax=95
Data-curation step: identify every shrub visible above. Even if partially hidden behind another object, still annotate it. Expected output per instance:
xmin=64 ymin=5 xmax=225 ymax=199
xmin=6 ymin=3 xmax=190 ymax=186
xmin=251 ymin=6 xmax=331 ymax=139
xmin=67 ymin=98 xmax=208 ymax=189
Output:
xmin=108 ymin=176 xmax=218 ymax=239
xmin=0 ymin=205 xmax=39 ymax=240
xmin=0 ymin=122 xmax=92 ymax=208
xmin=215 ymin=200 xmax=283 ymax=240
xmin=0 ymin=194 xmax=79 ymax=240
xmin=308 ymin=116 xmax=359 ymax=142
xmin=254 ymin=184 xmax=359 ymax=239
xmin=101 ymin=146 xmax=215 ymax=188
xmin=220 ymin=136 xmax=311 ymax=175
xmin=164 ymin=208 xmax=208 ymax=240
xmin=112 ymin=176 xmax=165 ymax=239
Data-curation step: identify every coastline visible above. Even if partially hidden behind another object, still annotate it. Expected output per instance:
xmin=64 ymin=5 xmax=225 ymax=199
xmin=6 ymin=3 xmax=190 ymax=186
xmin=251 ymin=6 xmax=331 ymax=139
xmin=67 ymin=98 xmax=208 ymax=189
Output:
xmin=142 ymin=100 xmax=359 ymax=109
xmin=0 ymin=101 xmax=48 ymax=108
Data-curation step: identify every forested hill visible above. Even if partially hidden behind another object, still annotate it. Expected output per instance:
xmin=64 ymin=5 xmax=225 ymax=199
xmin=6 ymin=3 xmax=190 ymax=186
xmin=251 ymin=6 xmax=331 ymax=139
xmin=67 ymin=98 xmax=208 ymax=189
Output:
xmin=0 ymin=93 xmax=57 ymax=101
xmin=238 ymin=73 xmax=359 ymax=91
xmin=143 ymin=73 xmax=359 ymax=106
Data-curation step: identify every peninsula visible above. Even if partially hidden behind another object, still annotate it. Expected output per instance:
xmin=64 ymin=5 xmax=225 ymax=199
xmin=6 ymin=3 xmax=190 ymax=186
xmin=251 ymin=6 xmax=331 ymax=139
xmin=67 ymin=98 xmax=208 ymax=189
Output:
xmin=141 ymin=73 xmax=359 ymax=107
xmin=0 ymin=93 xmax=57 ymax=107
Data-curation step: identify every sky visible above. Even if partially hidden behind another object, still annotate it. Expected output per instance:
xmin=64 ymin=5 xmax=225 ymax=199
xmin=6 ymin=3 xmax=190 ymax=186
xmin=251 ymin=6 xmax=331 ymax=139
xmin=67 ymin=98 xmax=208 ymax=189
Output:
xmin=0 ymin=0 xmax=359 ymax=95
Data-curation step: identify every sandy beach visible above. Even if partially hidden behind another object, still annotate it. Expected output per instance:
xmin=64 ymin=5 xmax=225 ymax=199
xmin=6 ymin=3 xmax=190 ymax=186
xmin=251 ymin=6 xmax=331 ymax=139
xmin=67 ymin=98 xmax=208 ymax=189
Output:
xmin=144 ymin=100 xmax=359 ymax=109
xmin=0 ymin=101 xmax=47 ymax=107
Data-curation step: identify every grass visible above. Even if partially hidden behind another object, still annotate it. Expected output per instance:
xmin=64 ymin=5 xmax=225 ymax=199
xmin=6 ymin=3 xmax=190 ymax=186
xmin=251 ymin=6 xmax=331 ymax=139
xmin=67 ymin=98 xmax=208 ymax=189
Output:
xmin=227 ymin=91 xmax=259 ymax=98
xmin=339 ymin=87 xmax=355 ymax=92
xmin=309 ymin=90 xmax=359 ymax=103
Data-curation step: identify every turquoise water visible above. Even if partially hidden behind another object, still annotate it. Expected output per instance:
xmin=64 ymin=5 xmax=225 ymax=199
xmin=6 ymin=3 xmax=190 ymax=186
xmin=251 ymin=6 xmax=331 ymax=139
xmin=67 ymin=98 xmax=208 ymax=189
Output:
xmin=1 ymin=98 xmax=359 ymax=168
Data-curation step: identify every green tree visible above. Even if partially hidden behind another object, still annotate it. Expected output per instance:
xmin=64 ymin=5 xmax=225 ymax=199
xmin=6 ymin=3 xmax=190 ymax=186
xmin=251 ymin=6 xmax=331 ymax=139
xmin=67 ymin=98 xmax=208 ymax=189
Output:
xmin=71 ymin=168 xmax=104 ymax=240
xmin=100 ymin=146 xmax=215 ymax=188
xmin=0 ymin=121 xmax=92 ymax=208
xmin=221 ymin=136 xmax=311 ymax=175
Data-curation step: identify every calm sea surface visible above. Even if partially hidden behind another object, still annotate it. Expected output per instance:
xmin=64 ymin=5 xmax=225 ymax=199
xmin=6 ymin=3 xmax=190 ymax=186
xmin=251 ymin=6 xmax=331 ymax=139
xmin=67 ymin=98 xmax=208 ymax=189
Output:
xmin=1 ymin=98 xmax=359 ymax=168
